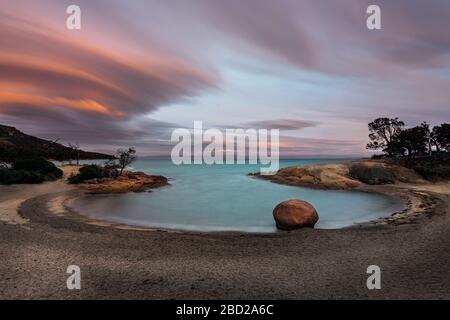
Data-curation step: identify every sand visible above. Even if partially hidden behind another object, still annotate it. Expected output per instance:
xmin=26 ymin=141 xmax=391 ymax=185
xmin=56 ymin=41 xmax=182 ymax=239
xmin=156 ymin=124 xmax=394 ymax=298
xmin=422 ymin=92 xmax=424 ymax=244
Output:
xmin=0 ymin=165 xmax=449 ymax=299
xmin=0 ymin=165 xmax=79 ymax=225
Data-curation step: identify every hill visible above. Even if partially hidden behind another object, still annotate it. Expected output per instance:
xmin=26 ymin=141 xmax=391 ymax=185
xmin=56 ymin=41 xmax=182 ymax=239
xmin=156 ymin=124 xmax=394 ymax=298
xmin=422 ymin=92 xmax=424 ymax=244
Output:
xmin=0 ymin=124 xmax=114 ymax=161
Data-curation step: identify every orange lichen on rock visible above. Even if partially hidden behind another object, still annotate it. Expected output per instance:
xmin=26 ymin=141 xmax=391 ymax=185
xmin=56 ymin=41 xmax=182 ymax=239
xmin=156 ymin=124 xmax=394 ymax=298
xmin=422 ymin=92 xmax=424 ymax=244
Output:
xmin=79 ymin=171 xmax=168 ymax=194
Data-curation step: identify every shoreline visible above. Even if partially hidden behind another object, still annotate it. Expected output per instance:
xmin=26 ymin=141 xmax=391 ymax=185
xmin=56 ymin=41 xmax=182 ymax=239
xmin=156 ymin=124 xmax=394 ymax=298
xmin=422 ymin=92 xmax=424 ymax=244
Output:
xmin=1 ymin=163 xmax=449 ymax=299
xmin=47 ymin=181 xmax=448 ymax=235
xmin=60 ymin=183 xmax=420 ymax=234
xmin=40 ymin=164 xmax=421 ymax=234
xmin=1 ymin=162 xmax=446 ymax=234
xmin=1 ymin=160 xmax=447 ymax=234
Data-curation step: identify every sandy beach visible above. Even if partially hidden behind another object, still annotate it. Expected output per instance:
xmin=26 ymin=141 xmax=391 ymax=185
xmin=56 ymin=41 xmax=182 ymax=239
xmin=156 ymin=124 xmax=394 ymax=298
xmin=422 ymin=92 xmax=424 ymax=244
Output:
xmin=0 ymin=165 xmax=449 ymax=299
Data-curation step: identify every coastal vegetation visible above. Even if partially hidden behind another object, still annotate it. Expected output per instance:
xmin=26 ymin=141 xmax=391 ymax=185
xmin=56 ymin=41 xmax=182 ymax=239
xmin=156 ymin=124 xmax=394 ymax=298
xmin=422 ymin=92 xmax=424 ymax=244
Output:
xmin=254 ymin=117 xmax=449 ymax=190
xmin=0 ymin=124 xmax=114 ymax=185
xmin=66 ymin=147 xmax=168 ymax=193
xmin=367 ymin=118 xmax=449 ymax=159
xmin=116 ymin=147 xmax=137 ymax=176
xmin=0 ymin=123 xmax=167 ymax=192
xmin=0 ymin=158 xmax=62 ymax=185
xmin=68 ymin=147 xmax=137 ymax=184
xmin=367 ymin=117 xmax=450 ymax=180
xmin=68 ymin=164 xmax=118 ymax=184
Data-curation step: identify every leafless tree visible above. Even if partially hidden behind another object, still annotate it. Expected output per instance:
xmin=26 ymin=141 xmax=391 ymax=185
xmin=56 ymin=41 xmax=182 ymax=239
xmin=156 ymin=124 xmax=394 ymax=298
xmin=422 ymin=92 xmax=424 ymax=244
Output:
xmin=68 ymin=142 xmax=81 ymax=165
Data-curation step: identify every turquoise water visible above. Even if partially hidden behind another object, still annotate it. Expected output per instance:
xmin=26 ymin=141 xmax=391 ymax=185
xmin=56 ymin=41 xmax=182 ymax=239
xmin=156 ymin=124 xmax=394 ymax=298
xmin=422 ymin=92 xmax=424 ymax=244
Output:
xmin=71 ymin=159 xmax=403 ymax=233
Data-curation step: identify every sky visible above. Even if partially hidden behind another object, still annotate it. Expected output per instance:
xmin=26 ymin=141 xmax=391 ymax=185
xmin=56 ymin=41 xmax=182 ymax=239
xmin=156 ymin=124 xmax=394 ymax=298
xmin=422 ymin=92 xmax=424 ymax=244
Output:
xmin=1 ymin=0 xmax=450 ymax=157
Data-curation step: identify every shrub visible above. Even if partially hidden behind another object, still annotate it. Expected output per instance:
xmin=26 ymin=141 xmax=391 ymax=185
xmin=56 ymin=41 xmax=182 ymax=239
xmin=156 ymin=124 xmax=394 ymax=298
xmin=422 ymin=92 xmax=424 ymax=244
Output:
xmin=0 ymin=169 xmax=46 ymax=184
xmin=69 ymin=165 xmax=106 ymax=184
xmin=414 ymin=166 xmax=450 ymax=181
xmin=103 ymin=160 xmax=120 ymax=178
xmin=405 ymin=155 xmax=450 ymax=181
xmin=0 ymin=158 xmax=62 ymax=185
xmin=349 ymin=163 xmax=397 ymax=185
xmin=13 ymin=158 xmax=62 ymax=178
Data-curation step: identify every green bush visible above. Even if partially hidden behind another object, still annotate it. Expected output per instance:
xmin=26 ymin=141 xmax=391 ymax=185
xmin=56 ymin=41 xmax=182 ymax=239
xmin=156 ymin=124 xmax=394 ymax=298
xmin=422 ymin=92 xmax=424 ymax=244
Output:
xmin=349 ymin=164 xmax=397 ymax=185
xmin=69 ymin=165 xmax=105 ymax=184
xmin=13 ymin=158 xmax=56 ymax=172
xmin=0 ymin=158 xmax=62 ymax=185
xmin=0 ymin=169 xmax=46 ymax=184
xmin=407 ymin=155 xmax=450 ymax=181
xmin=415 ymin=166 xmax=450 ymax=181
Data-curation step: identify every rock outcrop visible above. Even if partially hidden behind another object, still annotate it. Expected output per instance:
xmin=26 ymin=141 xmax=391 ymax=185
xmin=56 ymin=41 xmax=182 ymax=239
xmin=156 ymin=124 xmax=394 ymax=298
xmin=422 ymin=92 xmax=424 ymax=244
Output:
xmin=254 ymin=160 xmax=424 ymax=190
xmin=256 ymin=163 xmax=362 ymax=190
xmin=79 ymin=171 xmax=168 ymax=194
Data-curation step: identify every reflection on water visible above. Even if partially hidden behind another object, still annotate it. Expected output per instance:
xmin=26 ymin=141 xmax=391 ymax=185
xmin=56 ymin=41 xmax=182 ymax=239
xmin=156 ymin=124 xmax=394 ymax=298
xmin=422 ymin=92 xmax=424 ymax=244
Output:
xmin=71 ymin=159 xmax=403 ymax=233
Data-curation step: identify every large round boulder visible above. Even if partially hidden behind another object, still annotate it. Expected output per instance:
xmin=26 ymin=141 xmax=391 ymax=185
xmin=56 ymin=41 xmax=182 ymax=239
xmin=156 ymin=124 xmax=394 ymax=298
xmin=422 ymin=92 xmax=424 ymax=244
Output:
xmin=273 ymin=200 xmax=319 ymax=230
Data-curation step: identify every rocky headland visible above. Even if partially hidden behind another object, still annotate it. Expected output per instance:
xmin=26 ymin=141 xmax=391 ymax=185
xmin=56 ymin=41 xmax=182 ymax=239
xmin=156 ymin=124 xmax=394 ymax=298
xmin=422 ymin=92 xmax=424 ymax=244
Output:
xmin=78 ymin=171 xmax=168 ymax=194
xmin=251 ymin=160 xmax=425 ymax=190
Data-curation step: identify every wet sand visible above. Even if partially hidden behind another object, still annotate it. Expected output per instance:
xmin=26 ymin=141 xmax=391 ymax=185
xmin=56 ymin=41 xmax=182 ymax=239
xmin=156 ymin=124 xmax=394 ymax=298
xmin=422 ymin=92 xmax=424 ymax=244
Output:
xmin=0 ymin=166 xmax=449 ymax=299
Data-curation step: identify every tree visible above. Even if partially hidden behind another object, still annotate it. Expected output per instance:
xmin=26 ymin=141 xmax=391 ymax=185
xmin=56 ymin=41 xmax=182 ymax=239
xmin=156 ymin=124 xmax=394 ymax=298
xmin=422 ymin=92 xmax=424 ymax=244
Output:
xmin=68 ymin=142 xmax=80 ymax=165
xmin=394 ymin=126 xmax=428 ymax=160
xmin=420 ymin=122 xmax=433 ymax=155
xmin=432 ymin=123 xmax=450 ymax=152
xmin=366 ymin=117 xmax=405 ymax=157
xmin=116 ymin=148 xmax=136 ymax=176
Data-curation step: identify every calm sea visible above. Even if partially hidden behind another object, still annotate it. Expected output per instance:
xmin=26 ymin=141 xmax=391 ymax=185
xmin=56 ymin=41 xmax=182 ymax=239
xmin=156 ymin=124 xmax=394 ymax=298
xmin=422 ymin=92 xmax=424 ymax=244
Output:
xmin=71 ymin=159 xmax=403 ymax=233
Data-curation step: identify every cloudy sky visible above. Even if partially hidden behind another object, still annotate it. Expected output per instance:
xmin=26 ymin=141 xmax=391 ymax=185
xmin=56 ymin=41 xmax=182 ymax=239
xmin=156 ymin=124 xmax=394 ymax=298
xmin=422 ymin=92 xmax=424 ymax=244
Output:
xmin=1 ymin=0 xmax=449 ymax=157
